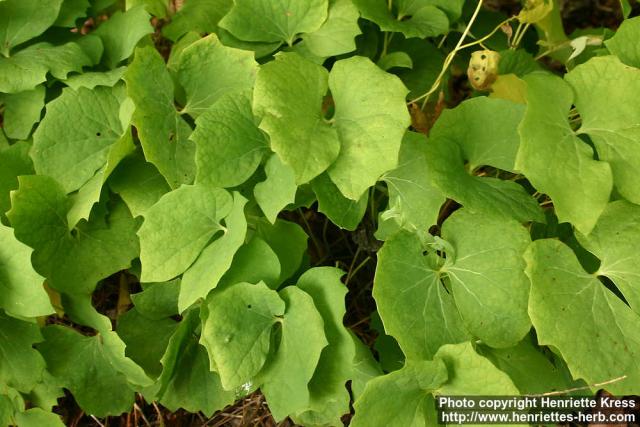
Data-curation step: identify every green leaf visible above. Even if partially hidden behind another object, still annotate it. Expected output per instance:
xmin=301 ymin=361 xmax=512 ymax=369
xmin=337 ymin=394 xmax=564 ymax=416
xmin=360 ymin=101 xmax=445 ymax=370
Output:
xmin=200 ymin=282 xmax=285 ymax=390
xmin=8 ymin=176 xmax=141 ymax=295
xmin=193 ymin=91 xmax=268 ymax=188
xmin=429 ymin=97 xmax=526 ymax=172
xmin=381 ymin=131 xmax=445 ymax=233
xmin=13 ymin=408 xmax=65 ymax=427
xmin=38 ymin=325 xmax=135 ymax=417
xmin=525 ymin=239 xmax=640 ymax=395
xmin=517 ymin=73 xmax=612 ymax=234
xmin=162 ymin=0 xmax=233 ymax=42
xmin=130 ymin=279 xmax=180 ymax=320
xmin=32 ymin=85 xmax=126 ymax=193
xmin=254 ymin=218 xmax=308 ymax=283
xmin=116 ymin=308 xmax=178 ymax=377
xmin=434 ymin=342 xmax=520 ymax=395
xmin=377 ymin=51 xmax=413 ymax=71
xmin=302 ymin=0 xmax=361 ymax=58
xmin=156 ymin=309 xmax=235 ymax=415
xmin=219 ymin=0 xmax=328 ymax=45
xmin=180 ymin=191 xmax=247 ymax=311
xmin=137 ymin=183 xmax=232 ymax=283
xmin=0 ymin=140 xmax=33 ymax=221
xmin=566 ymin=56 xmax=640 ymax=205
xmin=0 ymin=41 xmax=94 ymax=93
xmin=64 ymin=66 xmax=126 ymax=90
xmin=218 ymin=237 xmax=281 ymax=289
xmin=425 ymin=139 xmax=544 ymax=223
xmin=351 ymin=360 xmax=447 ymax=427
xmin=353 ymin=0 xmax=449 ymax=39
xmin=374 ymin=231 xmax=470 ymax=359
xmin=0 ymin=223 xmax=53 ymax=317
xmin=0 ymin=86 xmax=45 ymax=140
xmin=328 ymin=56 xmax=411 ymax=200
xmin=295 ymin=267 xmax=355 ymax=426
xmin=125 ymin=46 xmax=196 ymax=188
xmin=109 ymin=151 xmax=171 ymax=218
xmin=253 ymin=52 xmax=339 ymax=184
xmin=55 ymin=0 xmax=90 ymax=27
xmin=94 ymin=5 xmax=153 ymax=68
xmin=258 ymin=286 xmax=327 ymax=421
xmin=577 ymin=200 xmax=640 ymax=314
xmin=177 ymin=34 xmax=258 ymax=117
xmin=605 ymin=16 xmax=640 ymax=67
xmin=0 ymin=313 xmax=46 ymax=393
xmin=254 ymin=154 xmax=297 ymax=223
xmin=477 ymin=335 xmax=572 ymax=394
xmin=311 ymin=172 xmax=368 ymax=231
xmin=127 ymin=0 xmax=169 ymax=18
xmin=0 ymin=0 xmax=64 ymax=56
xmin=442 ymin=209 xmax=532 ymax=348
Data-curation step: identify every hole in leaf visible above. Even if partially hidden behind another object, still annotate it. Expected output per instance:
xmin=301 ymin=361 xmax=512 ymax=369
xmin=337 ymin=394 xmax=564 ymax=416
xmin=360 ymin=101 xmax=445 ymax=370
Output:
xmin=481 ymin=54 xmax=486 ymax=59
xmin=247 ymin=304 xmax=252 ymax=309
xmin=96 ymin=132 xmax=101 ymax=137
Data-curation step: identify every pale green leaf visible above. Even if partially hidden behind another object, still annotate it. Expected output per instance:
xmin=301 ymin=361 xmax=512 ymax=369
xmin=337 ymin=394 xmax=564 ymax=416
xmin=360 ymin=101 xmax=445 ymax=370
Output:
xmin=442 ymin=209 xmax=532 ymax=348
xmin=218 ymin=237 xmax=281 ymax=289
xmin=426 ymin=139 xmax=544 ymax=223
xmin=138 ymin=184 xmax=232 ymax=283
xmin=94 ymin=5 xmax=153 ymax=68
xmin=125 ymin=46 xmax=196 ymax=188
xmin=525 ymin=239 xmax=640 ymax=395
xmin=374 ymin=231 xmax=470 ymax=359
xmin=156 ymin=309 xmax=236 ymax=415
xmin=477 ymin=335 xmax=573 ymax=394
xmin=295 ymin=267 xmax=355 ymax=426
xmin=381 ymin=131 xmax=445 ymax=233
xmin=200 ymin=282 xmax=285 ymax=389
xmin=13 ymin=408 xmax=65 ymax=427
xmin=0 ymin=140 xmax=32 ymax=220
xmin=577 ymin=200 xmax=640 ymax=314
xmin=219 ymin=0 xmax=328 ymax=45
xmin=8 ymin=176 xmax=141 ymax=295
xmin=0 ymin=223 xmax=53 ymax=318
xmin=130 ymin=279 xmax=180 ymax=320
xmin=429 ymin=97 xmax=525 ymax=172
xmin=377 ymin=51 xmax=413 ymax=71
xmin=254 ymin=218 xmax=308 ymax=283
xmin=0 ymin=0 xmax=64 ymax=56
xmin=259 ymin=287 xmax=327 ymax=421
xmin=353 ymin=0 xmax=449 ymax=39
xmin=0 ymin=86 xmax=45 ymax=140
xmin=311 ymin=172 xmax=367 ymax=231
xmin=64 ymin=66 xmax=126 ymax=90
xmin=302 ymin=0 xmax=361 ymax=57
xmin=605 ymin=16 xmax=640 ymax=67
xmin=0 ymin=313 xmax=46 ymax=393
xmin=328 ymin=56 xmax=411 ymax=200
xmin=179 ymin=192 xmax=247 ymax=311
xmin=177 ymin=34 xmax=258 ymax=116
xmin=351 ymin=360 xmax=447 ymax=427
xmin=38 ymin=325 xmax=135 ymax=417
xmin=108 ymin=151 xmax=171 ymax=218
xmin=32 ymin=85 xmax=126 ymax=193
xmin=0 ymin=41 xmax=94 ymax=93
xmin=254 ymin=154 xmax=297 ymax=223
xmin=566 ymin=56 xmax=640 ymax=205
xmin=517 ymin=72 xmax=612 ymax=234
xmin=253 ymin=53 xmax=340 ymax=184
xmin=435 ymin=342 xmax=520 ymax=395
xmin=193 ymin=91 xmax=267 ymax=187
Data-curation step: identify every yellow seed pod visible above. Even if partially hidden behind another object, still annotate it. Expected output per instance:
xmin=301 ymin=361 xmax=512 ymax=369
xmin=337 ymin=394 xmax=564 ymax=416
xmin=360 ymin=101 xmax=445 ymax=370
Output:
xmin=467 ymin=50 xmax=501 ymax=91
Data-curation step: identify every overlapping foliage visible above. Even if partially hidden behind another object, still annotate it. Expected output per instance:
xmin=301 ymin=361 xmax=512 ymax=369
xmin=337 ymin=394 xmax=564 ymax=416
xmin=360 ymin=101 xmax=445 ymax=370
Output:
xmin=1 ymin=0 xmax=639 ymax=425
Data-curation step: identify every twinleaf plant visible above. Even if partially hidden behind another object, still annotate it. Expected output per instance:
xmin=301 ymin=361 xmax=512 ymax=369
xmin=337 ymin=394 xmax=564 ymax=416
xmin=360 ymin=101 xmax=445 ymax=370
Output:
xmin=1 ymin=0 xmax=639 ymax=425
